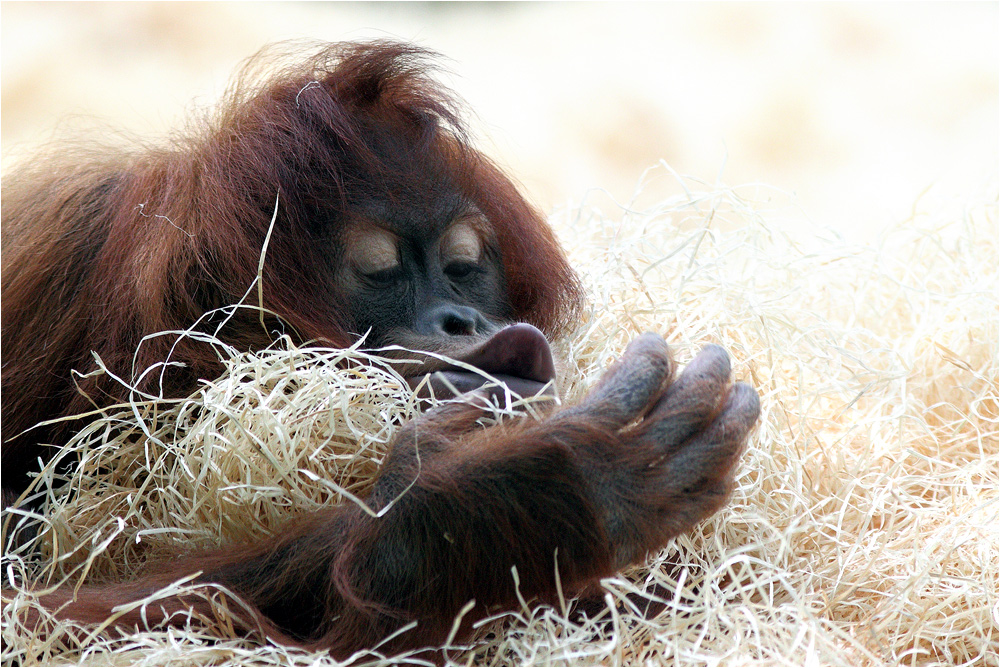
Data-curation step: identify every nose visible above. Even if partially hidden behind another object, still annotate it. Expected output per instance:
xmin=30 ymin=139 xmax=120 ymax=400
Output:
xmin=419 ymin=304 xmax=487 ymax=337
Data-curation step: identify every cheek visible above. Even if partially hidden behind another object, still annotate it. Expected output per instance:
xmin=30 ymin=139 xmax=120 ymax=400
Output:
xmin=345 ymin=285 xmax=415 ymax=341
xmin=481 ymin=254 xmax=514 ymax=318
xmin=464 ymin=271 xmax=513 ymax=321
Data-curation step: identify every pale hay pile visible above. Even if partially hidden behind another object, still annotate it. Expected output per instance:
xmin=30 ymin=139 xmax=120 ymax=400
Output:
xmin=3 ymin=169 xmax=997 ymax=666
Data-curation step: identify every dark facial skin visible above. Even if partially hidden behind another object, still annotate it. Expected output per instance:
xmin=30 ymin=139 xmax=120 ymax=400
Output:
xmin=1 ymin=42 xmax=762 ymax=660
xmin=322 ymin=111 xmax=516 ymax=348
xmin=339 ymin=203 xmax=512 ymax=347
xmin=331 ymin=192 xmax=556 ymax=401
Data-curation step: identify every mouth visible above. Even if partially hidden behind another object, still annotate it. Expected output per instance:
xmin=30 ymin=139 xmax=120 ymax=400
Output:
xmin=405 ymin=324 xmax=557 ymax=401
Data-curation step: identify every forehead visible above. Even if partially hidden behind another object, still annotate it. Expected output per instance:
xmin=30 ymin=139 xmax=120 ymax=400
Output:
xmin=352 ymin=191 xmax=485 ymax=241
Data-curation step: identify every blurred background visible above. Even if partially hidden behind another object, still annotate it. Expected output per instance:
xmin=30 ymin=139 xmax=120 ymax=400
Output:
xmin=2 ymin=2 xmax=997 ymax=240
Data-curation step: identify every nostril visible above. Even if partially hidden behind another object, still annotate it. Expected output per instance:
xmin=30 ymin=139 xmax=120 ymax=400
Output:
xmin=419 ymin=304 xmax=486 ymax=337
xmin=441 ymin=312 xmax=476 ymax=336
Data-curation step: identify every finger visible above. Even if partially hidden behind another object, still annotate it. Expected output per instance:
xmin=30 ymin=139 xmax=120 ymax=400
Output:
xmin=560 ymin=333 xmax=674 ymax=427
xmin=633 ymin=344 xmax=732 ymax=453
xmin=659 ymin=382 xmax=760 ymax=491
xmin=607 ymin=381 xmax=759 ymax=568
xmin=620 ymin=383 xmax=759 ymax=555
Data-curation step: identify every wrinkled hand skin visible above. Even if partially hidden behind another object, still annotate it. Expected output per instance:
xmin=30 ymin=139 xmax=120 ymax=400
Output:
xmin=561 ymin=335 xmax=759 ymax=568
xmin=14 ymin=334 xmax=760 ymax=658
xmin=379 ymin=333 xmax=760 ymax=575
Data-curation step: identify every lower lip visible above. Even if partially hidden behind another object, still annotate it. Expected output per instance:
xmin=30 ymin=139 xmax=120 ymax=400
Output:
xmin=408 ymin=370 xmax=555 ymax=402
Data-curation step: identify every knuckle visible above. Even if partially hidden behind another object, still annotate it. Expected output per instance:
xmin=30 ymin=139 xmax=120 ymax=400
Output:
xmin=725 ymin=382 xmax=762 ymax=424
xmin=687 ymin=344 xmax=732 ymax=383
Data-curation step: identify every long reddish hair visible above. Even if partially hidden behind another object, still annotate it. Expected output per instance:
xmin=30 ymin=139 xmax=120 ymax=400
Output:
xmin=1 ymin=40 xmax=582 ymax=491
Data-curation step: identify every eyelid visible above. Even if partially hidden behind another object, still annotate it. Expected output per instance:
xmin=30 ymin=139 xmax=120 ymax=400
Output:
xmin=439 ymin=219 xmax=484 ymax=264
xmin=365 ymin=265 xmax=404 ymax=285
xmin=444 ymin=261 xmax=482 ymax=276
xmin=347 ymin=225 xmax=400 ymax=274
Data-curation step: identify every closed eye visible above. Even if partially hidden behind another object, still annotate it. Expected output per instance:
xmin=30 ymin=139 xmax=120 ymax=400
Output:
xmin=444 ymin=262 xmax=483 ymax=281
xmin=364 ymin=266 xmax=405 ymax=286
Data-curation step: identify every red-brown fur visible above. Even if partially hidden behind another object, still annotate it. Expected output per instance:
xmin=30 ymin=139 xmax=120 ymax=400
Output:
xmin=1 ymin=42 xmax=579 ymax=493
xmin=2 ymin=41 xmax=759 ymax=659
